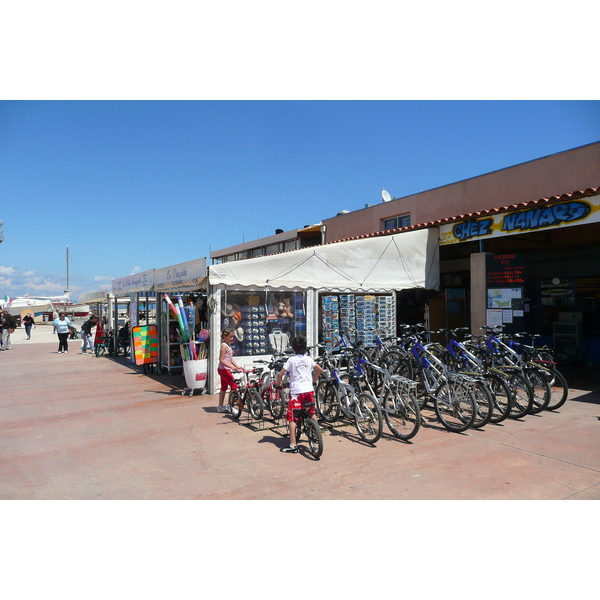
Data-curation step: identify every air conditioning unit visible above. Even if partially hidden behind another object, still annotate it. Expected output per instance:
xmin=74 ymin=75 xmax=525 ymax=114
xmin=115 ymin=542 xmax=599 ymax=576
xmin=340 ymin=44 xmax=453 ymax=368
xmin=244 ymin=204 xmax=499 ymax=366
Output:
xmin=553 ymin=321 xmax=585 ymax=362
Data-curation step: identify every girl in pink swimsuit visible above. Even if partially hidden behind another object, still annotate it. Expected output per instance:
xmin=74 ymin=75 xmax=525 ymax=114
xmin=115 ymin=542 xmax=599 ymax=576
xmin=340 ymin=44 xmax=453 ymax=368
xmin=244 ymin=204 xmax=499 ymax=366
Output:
xmin=217 ymin=328 xmax=242 ymax=413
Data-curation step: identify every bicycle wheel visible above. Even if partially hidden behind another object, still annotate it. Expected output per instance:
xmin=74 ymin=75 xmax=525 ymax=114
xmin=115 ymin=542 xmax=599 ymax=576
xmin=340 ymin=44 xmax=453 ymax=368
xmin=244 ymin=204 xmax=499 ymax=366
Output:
xmin=553 ymin=339 xmax=577 ymax=364
xmin=505 ymin=371 xmax=534 ymax=419
xmin=304 ymin=418 xmax=324 ymax=459
xmin=261 ymin=386 xmax=272 ymax=415
xmin=229 ymin=390 xmax=243 ymax=419
xmin=380 ymin=349 xmax=412 ymax=379
xmin=433 ymin=378 xmax=476 ymax=433
xmin=484 ymin=372 xmax=512 ymax=424
xmin=270 ymin=386 xmax=286 ymax=420
xmin=383 ymin=382 xmax=421 ymax=441
xmin=315 ymin=379 xmax=340 ymax=423
xmin=470 ymin=378 xmax=494 ymax=429
xmin=525 ymin=368 xmax=551 ymax=414
xmin=247 ymin=389 xmax=264 ymax=420
xmin=545 ymin=367 xmax=569 ymax=410
xmin=353 ymin=392 xmax=383 ymax=444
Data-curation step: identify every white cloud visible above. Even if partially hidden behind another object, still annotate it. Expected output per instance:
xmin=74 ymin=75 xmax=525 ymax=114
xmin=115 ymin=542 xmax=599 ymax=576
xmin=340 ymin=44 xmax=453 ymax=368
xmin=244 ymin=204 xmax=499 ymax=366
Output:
xmin=94 ymin=275 xmax=113 ymax=282
xmin=131 ymin=266 xmax=141 ymax=275
xmin=0 ymin=265 xmax=16 ymax=276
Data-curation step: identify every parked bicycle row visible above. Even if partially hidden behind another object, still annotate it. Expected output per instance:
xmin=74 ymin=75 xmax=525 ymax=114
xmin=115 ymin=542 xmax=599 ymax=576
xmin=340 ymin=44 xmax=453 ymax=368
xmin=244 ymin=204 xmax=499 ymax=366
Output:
xmin=223 ymin=324 xmax=569 ymax=458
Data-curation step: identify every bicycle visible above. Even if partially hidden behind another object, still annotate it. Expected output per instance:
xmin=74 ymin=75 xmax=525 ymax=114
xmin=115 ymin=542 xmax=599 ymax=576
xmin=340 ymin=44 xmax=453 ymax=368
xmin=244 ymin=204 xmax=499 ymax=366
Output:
xmin=353 ymin=347 xmax=421 ymax=441
xmin=401 ymin=326 xmax=477 ymax=433
xmin=433 ymin=327 xmax=512 ymax=425
xmin=290 ymin=401 xmax=324 ymax=459
xmin=254 ymin=356 xmax=289 ymax=420
xmin=315 ymin=361 xmax=383 ymax=444
xmin=479 ymin=326 xmax=552 ymax=415
xmin=229 ymin=369 xmax=264 ymax=421
xmin=511 ymin=333 xmax=569 ymax=411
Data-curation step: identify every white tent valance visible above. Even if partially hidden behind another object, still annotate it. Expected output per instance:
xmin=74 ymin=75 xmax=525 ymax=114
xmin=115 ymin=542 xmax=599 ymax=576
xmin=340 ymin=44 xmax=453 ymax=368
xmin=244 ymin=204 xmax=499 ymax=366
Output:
xmin=209 ymin=228 xmax=439 ymax=292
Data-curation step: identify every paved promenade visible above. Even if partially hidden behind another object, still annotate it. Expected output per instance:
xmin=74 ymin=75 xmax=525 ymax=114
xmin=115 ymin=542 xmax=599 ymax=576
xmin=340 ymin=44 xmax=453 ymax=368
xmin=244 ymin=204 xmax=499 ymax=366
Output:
xmin=1 ymin=324 xmax=600 ymax=500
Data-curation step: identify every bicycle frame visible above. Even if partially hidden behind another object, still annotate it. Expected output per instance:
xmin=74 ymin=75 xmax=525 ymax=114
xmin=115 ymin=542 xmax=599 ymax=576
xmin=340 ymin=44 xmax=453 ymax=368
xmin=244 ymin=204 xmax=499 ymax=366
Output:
xmin=355 ymin=351 xmax=421 ymax=426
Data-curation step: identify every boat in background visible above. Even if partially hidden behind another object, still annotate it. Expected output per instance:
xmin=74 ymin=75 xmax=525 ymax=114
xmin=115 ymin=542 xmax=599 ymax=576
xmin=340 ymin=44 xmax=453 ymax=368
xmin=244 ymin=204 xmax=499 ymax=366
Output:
xmin=1 ymin=295 xmax=56 ymax=321
xmin=1 ymin=248 xmax=90 ymax=323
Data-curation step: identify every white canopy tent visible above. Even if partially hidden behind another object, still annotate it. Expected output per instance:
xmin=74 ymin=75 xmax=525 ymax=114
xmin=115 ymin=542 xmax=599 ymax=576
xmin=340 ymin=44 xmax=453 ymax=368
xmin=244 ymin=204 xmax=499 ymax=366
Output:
xmin=206 ymin=228 xmax=439 ymax=393
xmin=209 ymin=228 xmax=440 ymax=292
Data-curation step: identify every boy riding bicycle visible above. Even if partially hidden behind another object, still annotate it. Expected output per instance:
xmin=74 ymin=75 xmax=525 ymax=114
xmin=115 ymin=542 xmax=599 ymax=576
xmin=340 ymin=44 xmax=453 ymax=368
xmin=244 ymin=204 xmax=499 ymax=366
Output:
xmin=276 ymin=336 xmax=322 ymax=454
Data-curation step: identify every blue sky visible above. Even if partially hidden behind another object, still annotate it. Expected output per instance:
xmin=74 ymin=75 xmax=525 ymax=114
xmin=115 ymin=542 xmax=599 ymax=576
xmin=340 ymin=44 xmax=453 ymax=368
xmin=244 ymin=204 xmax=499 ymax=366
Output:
xmin=1 ymin=100 xmax=599 ymax=300
xmin=1 ymin=4 xmax=599 ymax=301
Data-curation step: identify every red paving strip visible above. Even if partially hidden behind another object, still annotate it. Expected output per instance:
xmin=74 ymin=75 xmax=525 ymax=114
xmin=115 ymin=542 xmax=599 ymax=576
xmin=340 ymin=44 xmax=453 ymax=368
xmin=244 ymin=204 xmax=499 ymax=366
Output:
xmin=1 ymin=341 xmax=600 ymax=500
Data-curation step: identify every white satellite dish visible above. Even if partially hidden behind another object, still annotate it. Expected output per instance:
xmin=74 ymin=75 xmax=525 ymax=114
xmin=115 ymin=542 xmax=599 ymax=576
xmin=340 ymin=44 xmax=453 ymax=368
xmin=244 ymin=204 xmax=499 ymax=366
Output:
xmin=381 ymin=189 xmax=391 ymax=203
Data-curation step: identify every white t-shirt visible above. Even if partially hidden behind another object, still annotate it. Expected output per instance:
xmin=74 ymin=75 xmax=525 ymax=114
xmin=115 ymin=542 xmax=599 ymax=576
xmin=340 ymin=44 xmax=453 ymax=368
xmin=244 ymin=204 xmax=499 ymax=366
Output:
xmin=283 ymin=354 xmax=316 ymax=395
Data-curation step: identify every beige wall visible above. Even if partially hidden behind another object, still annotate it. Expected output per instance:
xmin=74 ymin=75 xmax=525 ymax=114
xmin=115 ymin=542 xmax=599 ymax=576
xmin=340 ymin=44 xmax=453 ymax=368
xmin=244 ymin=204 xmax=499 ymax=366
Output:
xmin=323 ymin=142 xmax=600 ymax=243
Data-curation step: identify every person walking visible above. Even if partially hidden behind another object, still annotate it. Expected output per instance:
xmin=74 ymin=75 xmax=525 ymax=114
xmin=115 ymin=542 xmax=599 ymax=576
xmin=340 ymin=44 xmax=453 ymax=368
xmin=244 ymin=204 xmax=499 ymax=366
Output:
xmin=0 ymin=310 xmax=18 ymax=351
xmin=217 ymin=328 xmax=242 ymax=413
xmin=276 ymin=335 xmax=322 ymax=454
xmin=53 ymin=312 xmax=73 ymax=353
xmin=80 ymin=314 xmax=98 ymax=354
xmin=22 ymin=313 xmax=35 ymax=340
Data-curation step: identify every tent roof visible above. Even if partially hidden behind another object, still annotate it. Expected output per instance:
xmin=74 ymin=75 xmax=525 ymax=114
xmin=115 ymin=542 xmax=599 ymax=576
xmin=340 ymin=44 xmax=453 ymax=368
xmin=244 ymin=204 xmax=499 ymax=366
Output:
xmin=209 ymin=227 xmax=439 ymax=292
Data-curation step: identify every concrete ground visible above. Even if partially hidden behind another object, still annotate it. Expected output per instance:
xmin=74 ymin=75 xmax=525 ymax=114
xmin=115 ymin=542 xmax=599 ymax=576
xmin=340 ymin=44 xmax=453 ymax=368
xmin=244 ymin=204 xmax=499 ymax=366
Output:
xmin=1 ymin=323 xmax=600 ymax=500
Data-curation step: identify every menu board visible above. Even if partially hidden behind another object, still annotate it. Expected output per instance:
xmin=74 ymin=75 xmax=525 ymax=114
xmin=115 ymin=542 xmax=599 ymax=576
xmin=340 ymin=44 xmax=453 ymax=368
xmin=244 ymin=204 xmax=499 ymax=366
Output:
xmin=486 ymin=254 xmax=524 ymax=330
xmin=486 ymin=254 xmax=524 ymax=286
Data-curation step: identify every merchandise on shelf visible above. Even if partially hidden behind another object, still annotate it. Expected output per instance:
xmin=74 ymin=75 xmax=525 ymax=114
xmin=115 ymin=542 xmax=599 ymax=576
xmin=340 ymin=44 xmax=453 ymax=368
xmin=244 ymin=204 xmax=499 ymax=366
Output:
xmin=161 ymin=292 xmax=208 ymax=372
xmin=320 ymin=293 xmax=396 ymax=349
xmin=221 ymin=291 xmax=306 ymax=356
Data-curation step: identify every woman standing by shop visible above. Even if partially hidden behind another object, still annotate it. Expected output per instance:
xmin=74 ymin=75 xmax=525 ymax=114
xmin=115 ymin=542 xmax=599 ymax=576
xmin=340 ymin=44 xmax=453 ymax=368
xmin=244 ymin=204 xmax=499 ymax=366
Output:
xmin=53 ymin=312 xmax=73 ymax=353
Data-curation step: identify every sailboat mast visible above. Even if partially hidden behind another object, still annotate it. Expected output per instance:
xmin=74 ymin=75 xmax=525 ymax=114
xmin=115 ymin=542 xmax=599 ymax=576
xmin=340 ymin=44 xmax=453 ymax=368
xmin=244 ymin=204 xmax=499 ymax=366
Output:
xmin=65 ymin=245 xmax=70 ymax=299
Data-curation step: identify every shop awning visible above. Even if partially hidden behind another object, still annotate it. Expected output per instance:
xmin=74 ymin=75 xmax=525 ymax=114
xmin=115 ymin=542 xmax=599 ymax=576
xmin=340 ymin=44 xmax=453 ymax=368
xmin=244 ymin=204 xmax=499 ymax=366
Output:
xmin=112 ymin=269 xmax=155 ymax=294
xmin=209 ymin=228 xmax=440 ymax=292
xmin=79 ymin=290 xmax=110 ymax=303
xmin=154 ymin=258 xmax=207 ymax=292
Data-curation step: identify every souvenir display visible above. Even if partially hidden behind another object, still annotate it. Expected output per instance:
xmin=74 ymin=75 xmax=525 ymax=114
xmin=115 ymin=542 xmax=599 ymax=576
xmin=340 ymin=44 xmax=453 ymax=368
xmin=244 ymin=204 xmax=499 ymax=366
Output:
xmin=161 ymin=292 xmax=208 ymax=372
xmin=320 ymin=293 xmax=396 ymax=350
xmin=221 ymin=291 xmax=306 ymax=356
xmin=321 ymin=295 xmax=340 ymax=351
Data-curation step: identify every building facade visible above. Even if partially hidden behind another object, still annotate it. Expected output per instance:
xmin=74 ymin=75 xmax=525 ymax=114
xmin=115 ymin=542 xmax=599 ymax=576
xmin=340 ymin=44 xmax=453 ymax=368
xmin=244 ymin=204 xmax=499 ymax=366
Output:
xmin=209 ymin=142 xmax=600 ymax=364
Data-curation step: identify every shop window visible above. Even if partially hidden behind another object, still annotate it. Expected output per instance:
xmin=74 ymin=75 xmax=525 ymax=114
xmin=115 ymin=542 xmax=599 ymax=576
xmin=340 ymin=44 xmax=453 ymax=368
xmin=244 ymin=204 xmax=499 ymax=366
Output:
xmin=265 ymin=243 xmax=280 ymax=255
xmin=383 ymin=214 xmax=410 ymax=231
xmin=221 ymin=290 xmax=306 ymax=356
xmin=251 ymin=248 xmax=264 ymax=258
xmin=284 ymin=240 xmax=298 ymax=252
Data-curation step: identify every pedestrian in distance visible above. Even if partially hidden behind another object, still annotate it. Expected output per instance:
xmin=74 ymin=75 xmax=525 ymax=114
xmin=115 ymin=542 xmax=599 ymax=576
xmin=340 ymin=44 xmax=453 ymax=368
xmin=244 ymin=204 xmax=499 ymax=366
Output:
xmin=276 ymin=335 xmax=322 ymax=454
xmin=217 ymin=328 xmax=242 ymax=413
xmin=80 ymin=314 xmax=98 ymax=354
xmin=53 ymin=312 xmax=73 ymax=353
xmin=22 ymin=313 xmax=35 ymax=340
xmin=0 ymin=309 xmax=18 ymax=351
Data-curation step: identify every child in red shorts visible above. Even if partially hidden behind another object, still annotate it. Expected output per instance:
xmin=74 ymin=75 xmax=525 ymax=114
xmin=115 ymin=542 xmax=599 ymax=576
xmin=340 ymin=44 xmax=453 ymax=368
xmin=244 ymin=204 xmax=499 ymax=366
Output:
xmin=218 ymin=328 xmax=242 ymax=413
xmin=276 ymin=336 xmax=322 ymax=453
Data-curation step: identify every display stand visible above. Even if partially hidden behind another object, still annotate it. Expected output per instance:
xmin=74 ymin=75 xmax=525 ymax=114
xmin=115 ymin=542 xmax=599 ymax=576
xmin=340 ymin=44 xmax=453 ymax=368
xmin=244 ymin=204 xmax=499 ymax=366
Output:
xmin=181 ymin=355 xmax=208 ymax=396
xmin=159 ymin=292 xmax=208 ymax=375
xmin=132 ymin=325 xmax=159 ymax=374
xmin=160 ymin=303 xmax=184 ymax=373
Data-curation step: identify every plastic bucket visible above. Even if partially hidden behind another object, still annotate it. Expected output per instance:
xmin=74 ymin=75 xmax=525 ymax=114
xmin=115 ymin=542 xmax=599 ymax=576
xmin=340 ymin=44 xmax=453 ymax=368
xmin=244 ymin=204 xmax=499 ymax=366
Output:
xmin=183 ymin=359 xmax=208 ymax=390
